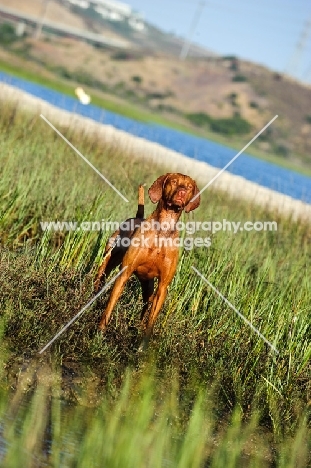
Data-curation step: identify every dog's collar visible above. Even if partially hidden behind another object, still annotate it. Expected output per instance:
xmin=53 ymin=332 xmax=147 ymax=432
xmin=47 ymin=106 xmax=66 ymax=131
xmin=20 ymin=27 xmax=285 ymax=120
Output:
xmin=166 ymin=202 xmax=184 ymax=213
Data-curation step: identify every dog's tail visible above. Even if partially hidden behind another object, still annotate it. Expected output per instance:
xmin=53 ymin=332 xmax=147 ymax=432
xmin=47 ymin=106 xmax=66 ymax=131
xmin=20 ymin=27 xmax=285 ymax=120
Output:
xmin=136 ymin=184 xmax=145 ymax=219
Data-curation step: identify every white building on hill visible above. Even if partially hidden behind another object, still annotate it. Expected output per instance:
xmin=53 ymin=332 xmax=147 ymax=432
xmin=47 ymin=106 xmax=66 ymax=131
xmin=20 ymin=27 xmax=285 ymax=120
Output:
xmin=66 ymin=0 xmax=145 ymax=31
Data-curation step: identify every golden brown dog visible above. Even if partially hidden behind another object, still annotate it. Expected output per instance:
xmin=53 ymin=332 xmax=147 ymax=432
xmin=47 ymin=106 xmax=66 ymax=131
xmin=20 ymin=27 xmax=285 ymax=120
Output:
xmin=95 ymin=173 xmax=200 ymax=346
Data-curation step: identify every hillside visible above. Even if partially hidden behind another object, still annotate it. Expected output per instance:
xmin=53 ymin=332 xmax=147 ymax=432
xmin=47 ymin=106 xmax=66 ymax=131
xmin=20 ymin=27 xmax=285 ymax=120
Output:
xmin=0 ymin=0 xmax=207 ymax=55
xmin=0 ymin=0 xmax=311 ymax=171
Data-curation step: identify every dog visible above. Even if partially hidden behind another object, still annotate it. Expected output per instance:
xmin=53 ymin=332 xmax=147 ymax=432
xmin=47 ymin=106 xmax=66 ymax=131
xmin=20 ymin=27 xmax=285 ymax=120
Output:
xmin=95 ymin=173 xmax=200 ymax=347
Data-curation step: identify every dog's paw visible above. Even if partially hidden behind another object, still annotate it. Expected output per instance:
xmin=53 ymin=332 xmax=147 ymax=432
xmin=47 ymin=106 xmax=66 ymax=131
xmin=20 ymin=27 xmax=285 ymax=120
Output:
xmin=98 ymin=322 xmax=107 ymax=334
xmin=138 ymin=337 xmax=149 ymax=353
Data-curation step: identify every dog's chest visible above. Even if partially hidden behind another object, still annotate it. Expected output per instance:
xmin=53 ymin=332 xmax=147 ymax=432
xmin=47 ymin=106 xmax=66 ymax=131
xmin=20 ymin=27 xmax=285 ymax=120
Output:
xmin=134 ymin=244 xmax=178 ymax=279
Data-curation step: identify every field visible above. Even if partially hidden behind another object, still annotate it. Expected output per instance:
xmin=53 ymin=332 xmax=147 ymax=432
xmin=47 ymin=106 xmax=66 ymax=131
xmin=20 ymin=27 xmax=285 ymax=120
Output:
xmin=0 ymin=100 xmax=310 ymax=467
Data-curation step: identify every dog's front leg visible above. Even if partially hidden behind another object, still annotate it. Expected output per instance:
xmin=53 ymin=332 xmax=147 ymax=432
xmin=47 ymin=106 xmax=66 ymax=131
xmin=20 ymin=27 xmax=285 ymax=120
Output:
xmin=139 ymin=280 xmax=168 ymax=350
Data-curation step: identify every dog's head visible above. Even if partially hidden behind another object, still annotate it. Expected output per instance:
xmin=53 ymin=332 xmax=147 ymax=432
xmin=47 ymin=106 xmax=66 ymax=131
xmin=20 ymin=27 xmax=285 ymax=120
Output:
xmin=148 ymin=173 xmax=200 ymax=213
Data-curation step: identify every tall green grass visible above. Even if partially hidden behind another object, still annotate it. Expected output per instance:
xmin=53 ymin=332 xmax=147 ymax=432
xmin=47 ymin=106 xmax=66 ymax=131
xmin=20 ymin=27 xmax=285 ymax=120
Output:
xmin=0 ymin=102 xmax=310 ymax=466
xmin=0 ymin=364 xmax=310 ymax=467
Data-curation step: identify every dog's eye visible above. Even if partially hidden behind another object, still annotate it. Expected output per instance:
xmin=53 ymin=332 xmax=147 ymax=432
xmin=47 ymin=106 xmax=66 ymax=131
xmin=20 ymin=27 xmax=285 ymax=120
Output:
xmin=171 ymin=179 xmax=177 ymax=185
xmin=187 ymin=184 xmax=193 ymax=190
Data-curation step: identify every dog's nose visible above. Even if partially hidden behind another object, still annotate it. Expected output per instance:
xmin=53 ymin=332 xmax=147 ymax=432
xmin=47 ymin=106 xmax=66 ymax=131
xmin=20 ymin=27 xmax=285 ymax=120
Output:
xmin=177 ymin=188 xmax=187 ymax=198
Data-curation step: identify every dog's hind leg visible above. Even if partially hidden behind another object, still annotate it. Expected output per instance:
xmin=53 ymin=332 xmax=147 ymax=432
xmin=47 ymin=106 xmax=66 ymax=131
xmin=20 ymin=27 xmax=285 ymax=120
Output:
xmin=94 ymin=230 xmax=120 ymax=292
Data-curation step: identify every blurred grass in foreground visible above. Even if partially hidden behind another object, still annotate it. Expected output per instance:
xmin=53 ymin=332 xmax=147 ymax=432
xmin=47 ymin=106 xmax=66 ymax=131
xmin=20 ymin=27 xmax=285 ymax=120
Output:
xmin=0 ymin=358 xmax=310 ymax=468
xmin=0 ymin=101 xmax=310 ymax=466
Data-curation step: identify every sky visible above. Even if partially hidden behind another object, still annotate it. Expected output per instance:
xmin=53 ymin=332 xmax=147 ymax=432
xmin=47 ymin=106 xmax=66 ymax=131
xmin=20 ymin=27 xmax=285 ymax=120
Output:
xmin=127 ymin=0 xmax=311 ymax=83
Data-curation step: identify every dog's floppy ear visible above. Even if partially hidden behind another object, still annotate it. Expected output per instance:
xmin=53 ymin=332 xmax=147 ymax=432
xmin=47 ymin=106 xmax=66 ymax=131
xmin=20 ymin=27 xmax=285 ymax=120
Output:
xmin=185 ymin=183 xmax=201 ymax=213
xmin=148 ymin=174 xmax=169 ymax=204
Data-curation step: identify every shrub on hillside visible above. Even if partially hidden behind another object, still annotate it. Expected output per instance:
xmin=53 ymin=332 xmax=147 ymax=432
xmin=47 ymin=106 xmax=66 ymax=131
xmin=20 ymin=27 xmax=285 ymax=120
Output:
xmin=146 ymin=91 xmax=174 ymax=100
xmin=232 ymin=74 xmax=247 ymax=82
xmin=210 ymin=116 xmax=252 ymax=135
xmin=249 ymin=101 xmax=259 ymax=109
xmin=52 ymin=66 xmax=73 ymax=80
xmin=186 ymin=112 xmax=211 ymax=127
xmin=157 ymin=104 xmax=178 ymax=113
xmin=0 ymin=22 xmax=17 ymax=45
xmin=111 ymin=51 xmax=141 ymax=61
xmin=274 ymin=143 xmax=290 ymax=157
xmin=257 ymin=126 xmax=273 ymax=141
xmin=228 ymin=92 xmax=238 ymax=106
xmin=131 ymin=75 xmax=142 ymax=85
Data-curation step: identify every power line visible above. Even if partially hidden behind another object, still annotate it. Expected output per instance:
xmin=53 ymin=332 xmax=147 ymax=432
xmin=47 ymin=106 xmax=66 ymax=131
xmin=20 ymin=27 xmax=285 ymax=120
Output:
xmin=34 ymin=0 xmax=52 ymax=39
xmin=180 ymin=0 xmax=206 ymax=60
xmin=285 ymin=15 xmax=311 ymax=76
xmin=303 ymin=61 xmax=311 ymax=82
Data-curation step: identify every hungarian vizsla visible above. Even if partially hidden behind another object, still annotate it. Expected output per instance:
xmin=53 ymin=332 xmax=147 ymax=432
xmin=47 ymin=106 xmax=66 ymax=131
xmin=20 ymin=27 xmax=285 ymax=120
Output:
xmin=95 ymin=173 xmax=201 ymax=346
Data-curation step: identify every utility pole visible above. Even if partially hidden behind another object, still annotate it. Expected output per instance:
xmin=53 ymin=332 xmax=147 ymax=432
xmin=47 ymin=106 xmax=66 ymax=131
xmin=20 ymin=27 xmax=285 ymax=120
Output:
xmin=34 ymin=0 xmax=51 ymax=39
xmin=285 ymin=15 xmax=311 ymax=77
xmin=180 ymin=0 xmax=206 ymax=60
xmin=303 ymin=62 xmax=311 ymax=82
